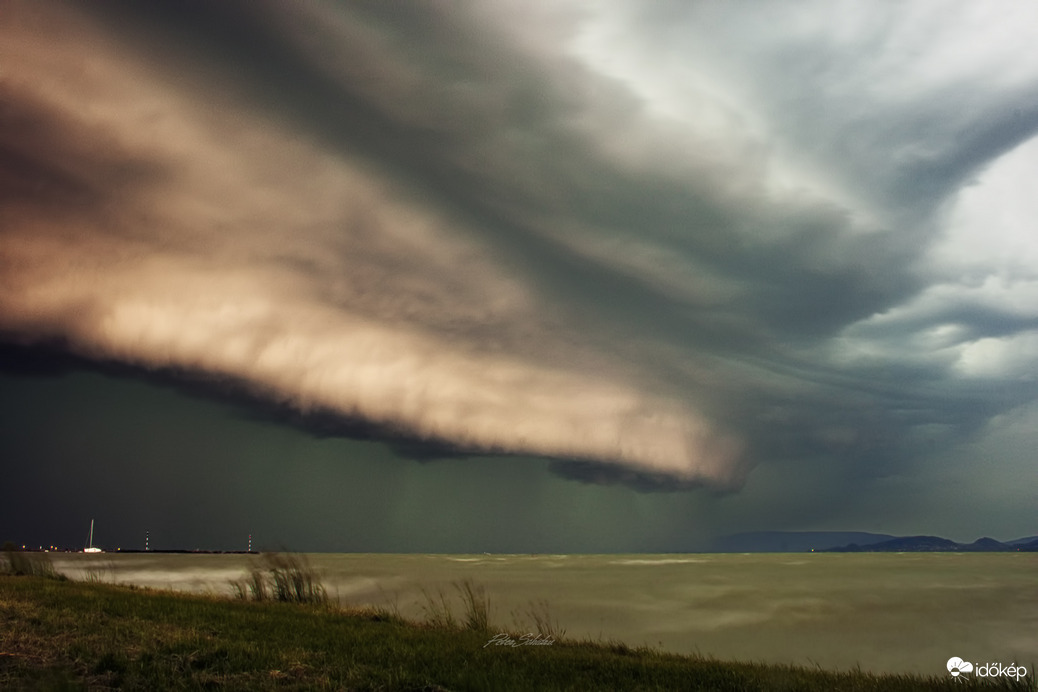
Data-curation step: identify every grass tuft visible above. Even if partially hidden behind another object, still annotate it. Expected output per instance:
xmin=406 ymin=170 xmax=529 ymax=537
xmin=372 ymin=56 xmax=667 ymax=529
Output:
xmin=417 ymin=579 xmax=493 ymax=632
xmin=455 ymin=579 xmax=491 ymax=633
xmin=511 ymin=598 xmax=567 ymax=640
xmin=83 ymin=559 xmax=115 ymax=584
xmin=229 ymin=552 xmax=326 ymax=604
xmin=1 ymin=544 xmax=63 ymax=580
xmin=418 ymin=584 xmax=458 ymax=629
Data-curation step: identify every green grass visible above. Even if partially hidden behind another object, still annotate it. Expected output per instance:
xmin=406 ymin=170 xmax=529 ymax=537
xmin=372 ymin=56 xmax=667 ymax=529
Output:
xmin=1 ymin=545 xmax=64 ymax=580
xmin=1 ymin=575 xmax=1033 ymax=691
xmin=230 ymin=553 xmax=327 ymax=604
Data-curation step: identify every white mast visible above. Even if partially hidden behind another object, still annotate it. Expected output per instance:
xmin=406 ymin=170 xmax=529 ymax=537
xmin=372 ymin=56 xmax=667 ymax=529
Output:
xmin=84 ymin=519 xmax=102 ymax=553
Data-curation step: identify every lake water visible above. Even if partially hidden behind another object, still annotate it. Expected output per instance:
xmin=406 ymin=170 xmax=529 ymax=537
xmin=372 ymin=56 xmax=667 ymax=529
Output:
xmin=47 ymin=552 xmax=1037 ymax=676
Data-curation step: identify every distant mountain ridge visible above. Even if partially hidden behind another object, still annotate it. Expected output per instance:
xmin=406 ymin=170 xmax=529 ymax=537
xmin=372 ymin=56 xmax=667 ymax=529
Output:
xmin=711 ymin=531 xmax=896 ymax=553
xmin=1007 ymin=535 xmax=1038 ymax=545
xmin=711 ymin=531 xmax=1038 ymax=553
xmin=826 ymin=535 xmax=1038 ymax=552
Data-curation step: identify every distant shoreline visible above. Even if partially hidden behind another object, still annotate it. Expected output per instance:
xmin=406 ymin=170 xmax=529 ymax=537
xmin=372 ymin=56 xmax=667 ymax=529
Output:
xmin=17 ymin=549 xmax=261 ymax=555
xmin=13 ymin=527 xmax=1038 ymax=555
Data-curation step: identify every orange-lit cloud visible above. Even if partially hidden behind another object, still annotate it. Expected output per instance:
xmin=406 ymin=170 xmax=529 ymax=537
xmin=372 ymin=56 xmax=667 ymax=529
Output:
xmin=3 ymin=0 xmax=1038 ymax=499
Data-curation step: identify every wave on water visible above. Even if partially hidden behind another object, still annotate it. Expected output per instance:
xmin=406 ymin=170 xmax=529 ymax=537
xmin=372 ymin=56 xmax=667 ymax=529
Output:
xmin=609 ymin=558 xmax=710 ymax=566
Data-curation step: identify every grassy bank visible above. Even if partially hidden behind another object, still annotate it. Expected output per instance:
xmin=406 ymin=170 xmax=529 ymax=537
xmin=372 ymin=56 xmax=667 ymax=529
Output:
xmin=2 ymin=575 xmax=1033 ymax=691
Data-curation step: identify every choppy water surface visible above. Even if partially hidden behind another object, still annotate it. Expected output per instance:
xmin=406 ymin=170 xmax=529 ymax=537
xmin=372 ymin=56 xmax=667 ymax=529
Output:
xmin=49 ymin=552 xmax=1037 ymax=675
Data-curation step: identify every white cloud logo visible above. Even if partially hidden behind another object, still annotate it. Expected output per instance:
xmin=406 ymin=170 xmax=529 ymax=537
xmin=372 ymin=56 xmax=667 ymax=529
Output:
xmin=947 ymin=657 xmax=974 ymax=677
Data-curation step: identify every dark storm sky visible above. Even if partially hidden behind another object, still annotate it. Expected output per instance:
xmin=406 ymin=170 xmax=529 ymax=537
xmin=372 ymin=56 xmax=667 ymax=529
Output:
xmin=2 ymin=0 xmax=1037 ymax=551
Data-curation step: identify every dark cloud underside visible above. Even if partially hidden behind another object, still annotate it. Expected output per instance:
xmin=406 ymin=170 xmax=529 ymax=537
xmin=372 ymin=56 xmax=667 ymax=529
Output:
xmin=2 ymin=0 xmax=1037 ymax=547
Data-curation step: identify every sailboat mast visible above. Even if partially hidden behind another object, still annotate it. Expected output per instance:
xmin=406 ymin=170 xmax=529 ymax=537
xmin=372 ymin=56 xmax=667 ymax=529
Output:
xmin=83 ymin=519 xmax=102 ymax=553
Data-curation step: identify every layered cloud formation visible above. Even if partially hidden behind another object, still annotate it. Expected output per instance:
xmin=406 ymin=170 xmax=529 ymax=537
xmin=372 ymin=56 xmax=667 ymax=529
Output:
xmin=3 ymin=1 xmax=1037 ymax=491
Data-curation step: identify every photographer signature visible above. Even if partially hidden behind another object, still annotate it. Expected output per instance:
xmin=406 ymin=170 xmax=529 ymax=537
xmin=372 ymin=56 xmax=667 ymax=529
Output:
xmin=483 ymin=632 xmax=555 ymax=648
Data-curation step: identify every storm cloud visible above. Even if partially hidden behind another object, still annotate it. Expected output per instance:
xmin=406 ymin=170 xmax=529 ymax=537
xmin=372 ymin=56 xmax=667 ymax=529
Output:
xmin=3 ymin=0 xmax=1037 ymax=509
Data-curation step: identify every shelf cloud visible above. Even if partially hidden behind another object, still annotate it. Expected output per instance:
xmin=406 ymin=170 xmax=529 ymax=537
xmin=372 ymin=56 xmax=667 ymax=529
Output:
xmin=3 ymin=0 xmax=1037 ymax=496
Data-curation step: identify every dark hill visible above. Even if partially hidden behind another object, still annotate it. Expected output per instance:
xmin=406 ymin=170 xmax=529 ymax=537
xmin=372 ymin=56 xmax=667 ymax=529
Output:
xmin=826 ymin=535 xmax=1029 ymax=552
xmin=1008 ymin=535 xmax=1038 ymax=546
xmin=827 ymin=535 xmax=960 ymax=552
xmin=711 ymin=531 xmax=895 ymax=553
xmin=961 ymin=537 xmax=1010 ymax=551
xmin=713 ymin=531 xmax=1033 ymax=553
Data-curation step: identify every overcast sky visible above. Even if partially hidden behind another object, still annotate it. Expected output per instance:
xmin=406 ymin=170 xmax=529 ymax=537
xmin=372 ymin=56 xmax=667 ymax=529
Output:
xmin=2 ymin=0 xmax=1036 ymax=551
